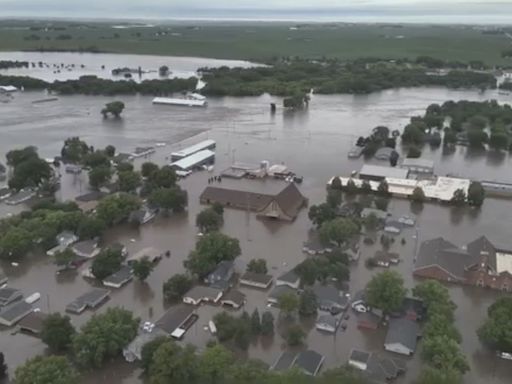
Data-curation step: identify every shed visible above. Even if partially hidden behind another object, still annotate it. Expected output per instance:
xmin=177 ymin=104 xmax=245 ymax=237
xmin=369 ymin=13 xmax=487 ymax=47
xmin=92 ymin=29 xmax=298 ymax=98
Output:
xmin=183 ymin=286 xmax=223 ymax=305
xmin=18 ymin=311 xmax=48 ymax=335
xmin=276 ymin=270 xmax=300 ymax=289
xmin=220 ymin=289 xmax=246 ymax=309
xmin=357 ymin=311 xmax=382 ymax=330
xmin=384 ymin=318 xmax=420 ymax=356
xmin=171 ymin=140 xmax=216 ymax=161
xmin=0 ymin=301 xmax=33 ymax=326
xmin=239 ymin=272 xmax=273 ymax=289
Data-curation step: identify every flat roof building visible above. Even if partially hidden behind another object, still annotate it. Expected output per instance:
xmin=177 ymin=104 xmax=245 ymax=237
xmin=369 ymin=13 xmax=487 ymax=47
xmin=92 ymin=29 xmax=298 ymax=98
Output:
xmin=359 ymin=164 xmax=409 ymax=181
xmin=239 ymin=272 xmax=273 ymax=289
xmin=170 ymin=150 xmax=215 ymax=171
xmin=171 ymin=140 xmax=216 ymax=161
xmin=66 ymin=288 xmax=110 ymax=314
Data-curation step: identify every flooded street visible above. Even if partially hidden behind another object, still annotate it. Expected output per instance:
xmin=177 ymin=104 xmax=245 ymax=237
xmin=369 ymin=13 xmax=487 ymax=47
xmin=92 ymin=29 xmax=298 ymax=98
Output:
xmin=2 ymin=65 xmax=512 ymax=382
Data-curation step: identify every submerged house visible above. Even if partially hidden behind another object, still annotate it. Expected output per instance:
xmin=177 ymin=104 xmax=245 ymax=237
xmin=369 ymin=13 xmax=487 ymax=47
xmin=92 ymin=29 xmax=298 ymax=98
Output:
xmin=414 ymin=236 xmax=512 ymax=291
xmin=239 ymin=271 xmax=273 ymax=289
xmin=204 ymin=260 xmax=234 ymax=290
xmin=271 ymin=350 xmax=325 ymax=377
xmin=276 ymin=270 xmax=301 ymax=289
xmin=200 ymin=182 xmax=307 ymax=222
xmin=384 ymin=318 xmax=420 ymax=356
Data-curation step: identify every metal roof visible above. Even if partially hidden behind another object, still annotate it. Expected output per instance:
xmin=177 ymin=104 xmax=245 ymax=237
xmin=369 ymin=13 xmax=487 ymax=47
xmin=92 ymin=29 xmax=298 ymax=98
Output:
xmin=0 ymin=301 xmax=33 ymax=324
xmin=171 ymin=140 xmax=216 ymax=159
xmin=171 ymin=150 xmax=215 ymax=171
xmin=385 ymin=318 xmax=419 ymax=352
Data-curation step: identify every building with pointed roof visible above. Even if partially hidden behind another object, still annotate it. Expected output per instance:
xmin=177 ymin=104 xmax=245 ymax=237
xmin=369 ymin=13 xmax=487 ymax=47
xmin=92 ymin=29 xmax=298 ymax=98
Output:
xmin=414 ymin=236 xmax=512 ymax=291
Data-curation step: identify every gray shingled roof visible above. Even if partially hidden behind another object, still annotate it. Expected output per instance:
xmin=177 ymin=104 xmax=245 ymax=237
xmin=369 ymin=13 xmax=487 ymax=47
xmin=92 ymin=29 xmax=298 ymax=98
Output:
xmin=240 ymin=271 xmax=273 ymax=286
xmin=466 ymin=236 xmax=497 ymax=272
xmin=221 ymin=289 xmax=245 ymax=306
xmin=0 ymin=287 xmax=22 ymax=306
xmin=294 ymin=350 xmax=325 ymax=376
xmin=155 ymin=304 xmax=194 ymax=335
xmin=385 ymin=318 xmax=419 ymax=352
xmin=0 ymin=301 xmax=33 ymax=323
xmin=415 ymin=237 xmax=472 ymax=279
xmin=277 ymin=270 xmax=300 ymax=284
xmin=103 ymin=265 xmax=133 ymax=286
xmin=271 ymin=351 xmax=296 ymax=371
xmin=312 ymin=284 xmax=348 ymax=310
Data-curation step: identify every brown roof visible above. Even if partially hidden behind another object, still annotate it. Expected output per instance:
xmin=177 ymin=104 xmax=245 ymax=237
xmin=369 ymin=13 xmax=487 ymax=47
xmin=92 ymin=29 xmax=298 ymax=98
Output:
xmin=18 ymin=311 xmax=48 ymax=334
xmin=200 ymin=182 xmax=306 ymax=220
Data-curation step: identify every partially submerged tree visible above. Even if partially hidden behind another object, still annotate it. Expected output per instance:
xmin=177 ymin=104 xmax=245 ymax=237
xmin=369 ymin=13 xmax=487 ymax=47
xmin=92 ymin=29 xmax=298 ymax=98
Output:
xmin=41 ymin=313 xmax=76 ymax=352
xmin=14 ymin=356 xmax=77 ymax=384
xmin=101 ymin=101 xmax=125 ymax=118
xmin=196 ymin=207 xmax=224 ymax=233
xmin=366 ymin=271 xmax=407 ymax=314
xmin=132 ymin=256 xmax=154 ymax=281
xmin=246 ymin=258 xmax=268 ymax=274
xmin=163 ymin=274 xmax=193 ymax=301
xmin=91 ymin=247 xmax=123 ymax=280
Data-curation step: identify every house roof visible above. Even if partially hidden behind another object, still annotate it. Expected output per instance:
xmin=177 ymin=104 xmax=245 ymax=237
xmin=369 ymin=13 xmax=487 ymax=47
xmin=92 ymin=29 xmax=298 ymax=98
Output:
xmin=268 ymin=285 xmax=296 ymax=301
xmin=415 ymin=237 xmax=477 ymax=279
xmin=66 ymin=288 xmax=109 ymax=312
xmin=0 ymin=287 xmax=22 ymax=305
xmin=466 ymin=236 xmax=498 ymax=272
xmin=316 ymin=314 xmax=338 ymax=328
xmin=349 ymin=349 xmax=371 ymax=365
xmin=374 ymin=250 xmax=400 ymax=263
xmin=385 ymin=318 xmax=419 ymax=352
xmin=240 ymin=271 xmax=273 ymax=286
xmin=75 ymin=191 xmax=107 ymax=202
xmin=271 ymin=351 xmax=297 ymax=371
xmin=72 ymin=239 xmax=99 ymax=256
xmin=312 ymin=284 xmax=347 ymax=309
xmin=207 ymin=261 xmax=234 ymax=282
xmin=293 ymin=350 xmax=325 ymax=376
xmin=277 ymin=270 xmax=300 ymax=284
xmin=221 ymin=289 xmax=245 ymax=306
xmin=273 ymin=183 xmax=308 ymax=219
xmin=0 ymin=301 xmax=32 ymax=323
xmin=18 ymin=311 xmax=48 ymax=334
xmin=155 ymin=304 xmax=195 ymax=334
xmin=103 ymin=265 xmax=133 ymax=286
xmin=184 ymin=286 xmax=222 ymax=301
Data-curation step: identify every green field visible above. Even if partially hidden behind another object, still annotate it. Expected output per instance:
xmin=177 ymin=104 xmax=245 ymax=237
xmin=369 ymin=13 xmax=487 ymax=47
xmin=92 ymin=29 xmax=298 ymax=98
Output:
xmin=0 ymin=20 xmax=511 ymax=65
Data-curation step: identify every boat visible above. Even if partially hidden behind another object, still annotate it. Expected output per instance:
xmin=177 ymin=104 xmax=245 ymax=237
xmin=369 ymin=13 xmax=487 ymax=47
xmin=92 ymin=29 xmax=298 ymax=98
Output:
xmin=25 ymin=292 xmax=41 ymax=304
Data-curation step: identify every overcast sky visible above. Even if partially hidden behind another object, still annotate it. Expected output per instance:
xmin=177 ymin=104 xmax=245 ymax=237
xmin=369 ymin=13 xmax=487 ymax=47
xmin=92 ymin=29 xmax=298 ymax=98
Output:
xmin=0 ymin=0 xmax=510 ymax=23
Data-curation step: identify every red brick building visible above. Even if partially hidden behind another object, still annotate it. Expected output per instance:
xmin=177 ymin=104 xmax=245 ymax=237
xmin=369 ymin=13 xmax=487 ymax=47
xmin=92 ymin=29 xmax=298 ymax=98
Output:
xmin=414 ymin=236 xmax=512 ymax=292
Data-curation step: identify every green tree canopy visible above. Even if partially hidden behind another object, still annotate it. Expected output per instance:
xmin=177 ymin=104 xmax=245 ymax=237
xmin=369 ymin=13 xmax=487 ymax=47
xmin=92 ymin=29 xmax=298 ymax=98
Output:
xmin=247 ymin=258 xmax=268 ymax=274
xmin=14 ymin=355 xmax=77 ymax=384
xmin=41 ymin=313 xmax=76 ymax=352
xmin=261 ymin=311 xmax=275 ymax=336
xmin=96 ymin=193 xmax=141 ymax=226
xmin=308 ymin=203 xmax=337 ymax=228
xmin=8 ymin=155 xmax=52 ymax=191
xmin=366 ymin=271 xmax=407 ymax=313
xmin=61 ymin=137 xmax=90 ymax=163
xmin=478 ymin=296 xmax=512 ymax=353
xmin=91 ymin=247 xmax=123 ymax=280
xmin=278 ymin=292 xmax=299 ymax=317
xmin=467 ymin=181 xmax=485 ymax=207
xmin=101 ymin=100 xmax=125 ymax=118
xmin=163 ymin=274 xmax=193 ymax=301
xmin=132 ymin=256 xmax=154 ymax=281
xmin=77 ymin=216 xmax=106 ymax=240
xmin=199 ymin=344 xmax=233 ymax=384
xmin=184 ymin=232 xmax=241 ymax=277
xmin=299 ymin=289 xmax=318 ymax=317
xmin=319 ymin=217 xmax=359 ymax=247
xmin=141 ymin=336 xmax=168 ymax=373
xmin=118 ymin=170 xmax=141 ymax=193
xmin=421 ymin=335 xmax=469 ymax=373
xmin=417 ymin=367 xmax=463 ymax=384
xmin=148 ymin=187 xmax=188 ymax=213
xmin=149 ymin=342 xmax=199 ymax=384
xmin=196 ymin=207 xmax=224 ymax=233
xmin=141 ymin=162 xmax=159 ymax=178
xmin=88 ymin=166 xmax=112 ymax=190
xmin=73 ymin=307 xmax=139 ymax=368
xmin=450 ymin=188 xmax=467 ymax=206
xmin=286 ymin=324 xmax=306 ymax=346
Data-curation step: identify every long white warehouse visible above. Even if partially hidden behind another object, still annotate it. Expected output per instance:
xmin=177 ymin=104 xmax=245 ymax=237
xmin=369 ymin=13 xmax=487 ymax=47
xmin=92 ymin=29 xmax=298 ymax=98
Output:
xmin=171 ymin=140 xmax=216 ymax=161
xmin=170 ymin=150 xmax=215 ymax=171
xmin=152 ymin=97 xmax=207 ymax=108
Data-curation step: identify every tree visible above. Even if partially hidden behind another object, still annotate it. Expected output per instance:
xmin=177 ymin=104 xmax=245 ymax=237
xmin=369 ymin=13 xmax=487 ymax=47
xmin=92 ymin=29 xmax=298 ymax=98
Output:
xmin=196 ymin=207 xmax=223 ymax=233
xmin=250 ymin=309 xmax=261 ymax=335
xmin=0 ymin=227 xmax=32 ymax=260
xmin=295 ymin=258 xmax=319 ymax=286
xmin=261 ymin=311 xmax=275 ymax=336
xmin=366 ymin=271 xmax=407 ymax=313
xmin=0 ymin=352 xmax=7 ymax=379
xmin=61 ymin=137 xmax=90 ymax=163
xmin=286 ymin=324 xmax=305 ymax=346
xmin=489 ymin=130 xmax=509 ymax=151
xmin=101 ymin=101 xmax=125 ymax=118
xmin=184 ymin=232 xmax=241 ymax=277
xmin=450 ymin=188 xmax=466 ymax=206
xmin=278 ymin=292 xmax=299 ymax=317
xmin=8 ymin=156 xmax=52 ymax=191
xmin=360 ymin=180 xmax=372 ymax=194
xmin=283 ymin=93 xmax=307 ymax=109
xmin=330 ymin=176 xmax=342 ymax=190
xmin=385 ymin=137 xmax=396 ymax=149
xmin=159 ymin=65 xmax=170 ymax=76
xmin=308 ymin=203 xmax=336 ymax=228
xmin=389 ymin=150 xmax=399 ymax=167
xmin=402 ymin=123 xmax=426 ymax=145
xmin=117 ymin=162 xmax=133 ymax=173
xmin=363 ymin=212 xmax=379 ymax=230
xmin=467 ymin=129 xmax=488 ymax=148
xmin=326 ymin=189 xmax=342 ymax=208
xmin=211 ymin=202 xmax=224 ymax=215
xmin=141 ymin=336 xmax=168 ymax=373
xmin=41 ymin=313 xmax=76 ymax=352
xmin=411 ymin=186 xmax=426 ymax=203
xmin=77 ymin=216 xmax=105 ymax=240
xmin=422 ymin=335 xmax=469 ymax=373
xmin=96 ymin=193 xmax=141 ymax=226
xmin=73 ymin=307 xmax=139 ymax=368
xmin=443 ymin=128 xmax=457 ymax=145
xmin=83 ymin=151 xmax=110 ymax=168
xmin=14 ymin=356 xmax=77 ymax=384
xmin=413 ymin=280 xmax=456 ymax=320
xmin=148 ymin=187 xmax=188 ymax=213
xmin=423 ymin=313 xmax=462 ymax=343
xmin=148 ymin=165 xmax=177 ymax=188
xmin=319 ymin=217 xmax=359 ymax=247
xmin=118 ymin=170 xmax=141 ymax=193
xmin=6 ymin=146 xmax=39 ymax=167
xmin=299 ymin=289 xmax=318 ymax=317
xmin=247 ymin=258 xmax=267 ymax=274
xmin=467 ymin=181 xmax=485 ymax=207
xmin=163 ymin=274 xmax=193 ymax=301
xmin=407 ymin=146 xmax=422 ymax=158
xmin=199 ymin=344 xmax=233 ymax=384
xmin=91 ymin=248 xmax=123 ymax=280
xmin=104 ymin=145 xmax=116 ymax=157
xmin=417 ymin=367 xmax=463 ymax=384
xmin=132 ymin=256 xmax=154 ymax=281
xmin=478 ymin=296 xmax=512 ymax=353
xmin=377 ymin=180 xmax=389 ymax=195
xmin=88 ymin=166 xmax=112 ymax=190
xmin=149 ymin=342 xmax=198 ymax=384
xmin=234 ymin=313 xmax=251 ymax=350
xmin=141 ymin=162 xmax=159 ymax=178
xmin=374 ymin=196 xmax=389 ymax=211
xmin=345 ymin=179 xmax=359 ymax=194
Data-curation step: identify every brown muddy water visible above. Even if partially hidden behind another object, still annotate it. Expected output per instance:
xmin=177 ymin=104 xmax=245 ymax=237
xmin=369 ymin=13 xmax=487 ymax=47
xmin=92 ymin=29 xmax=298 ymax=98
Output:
xmin=1 ymin=86 xmax=512 ymax=384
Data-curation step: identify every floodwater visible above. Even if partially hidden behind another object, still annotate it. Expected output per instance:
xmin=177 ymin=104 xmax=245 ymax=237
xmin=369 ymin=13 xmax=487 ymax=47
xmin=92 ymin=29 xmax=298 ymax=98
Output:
xmin=2 ymin=75 xmax=512 ymax=383
xmin=0 ymin=51 xmax=259 ymax=82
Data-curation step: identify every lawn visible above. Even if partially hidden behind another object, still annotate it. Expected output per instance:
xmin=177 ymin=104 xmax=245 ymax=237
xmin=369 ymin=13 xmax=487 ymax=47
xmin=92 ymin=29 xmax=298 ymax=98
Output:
xmin=0 ymin=20 xmax=510 ymax=65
